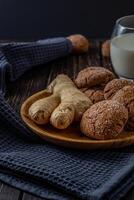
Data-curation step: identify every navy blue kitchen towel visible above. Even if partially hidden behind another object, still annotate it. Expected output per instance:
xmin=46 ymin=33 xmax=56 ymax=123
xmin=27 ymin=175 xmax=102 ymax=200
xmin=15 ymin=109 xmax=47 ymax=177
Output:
xmin=0 ymin=37 xmax=72 ymax=93
xmin=0 ymin=37 xmax=134 ymax=200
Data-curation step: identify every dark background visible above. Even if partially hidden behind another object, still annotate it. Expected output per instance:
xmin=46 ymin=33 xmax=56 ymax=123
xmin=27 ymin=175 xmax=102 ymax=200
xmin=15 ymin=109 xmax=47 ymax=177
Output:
xmin=0 ymin=0 xmax=134 ymax=40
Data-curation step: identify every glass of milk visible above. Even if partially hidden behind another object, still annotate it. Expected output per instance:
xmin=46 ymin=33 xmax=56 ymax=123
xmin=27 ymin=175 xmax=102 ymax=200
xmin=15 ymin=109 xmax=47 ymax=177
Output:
xmin=110 ymin=15 xmax=134 ymax=80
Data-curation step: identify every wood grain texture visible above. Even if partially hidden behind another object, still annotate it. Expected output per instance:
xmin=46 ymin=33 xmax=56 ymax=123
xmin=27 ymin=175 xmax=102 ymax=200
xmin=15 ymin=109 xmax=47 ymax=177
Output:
xmin=2 ymin=40 xmax=133 ymax=199
xmin=122 ymin=190 xmax=134 ymax=200
xmin=0 ymin=183 xmax=20 ymax=200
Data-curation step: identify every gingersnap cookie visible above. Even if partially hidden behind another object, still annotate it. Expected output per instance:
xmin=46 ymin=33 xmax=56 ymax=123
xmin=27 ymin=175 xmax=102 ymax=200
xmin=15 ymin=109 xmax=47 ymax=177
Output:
xmin=67 ymin=34 xmax=90 ymax=54
xmin=104 ymin=79 xmax=134 ymax=99
xmin=101 ymin=40 xmax=110 ymax=57
xmin=112 ymin=85 xmax=134 ymax=131
xmin=112 ymin=85 xmax=134 ymax=107
xmin=84 ymin=87 xmax=104 ymax=103
xmin=75 ymin=66 xmax=115 ymax=88
xmin=80 ymin=100 xmax=128 ymax=140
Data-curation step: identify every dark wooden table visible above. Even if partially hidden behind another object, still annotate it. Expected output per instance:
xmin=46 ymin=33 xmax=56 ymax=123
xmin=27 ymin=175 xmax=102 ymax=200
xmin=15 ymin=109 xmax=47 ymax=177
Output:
xmin=0 ymin=40 xmax=133 ymax=200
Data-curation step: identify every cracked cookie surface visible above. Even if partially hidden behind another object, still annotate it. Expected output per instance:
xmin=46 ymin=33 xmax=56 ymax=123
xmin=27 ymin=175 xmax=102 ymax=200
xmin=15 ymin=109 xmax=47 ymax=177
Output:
xmin=104 ymin=79 xmax=134 ymax=99
xmin=75 ymin=66 xmax=115 ymax=88
xmin=84 ymin=87 xmax=104 ymax=103
xmin=80 ymin=100 xmax=128 ymax=140
xmin=112 ymin=85 xmax=134 ymax=131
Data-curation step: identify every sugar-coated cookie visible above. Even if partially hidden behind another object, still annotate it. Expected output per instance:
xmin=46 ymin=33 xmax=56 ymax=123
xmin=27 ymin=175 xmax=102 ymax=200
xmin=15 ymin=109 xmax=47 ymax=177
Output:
xmin=84 ymin=87 xmax=104 ymax=103
xmin=80 ymin=100 xmax=128 ymax=140
xmin=112 ymin=85 xmax=134 ymax=131
xmin=104 ymin=79 xmax=134 ymax=99
xmin=75 ymin=66 xmax=115 ymax=88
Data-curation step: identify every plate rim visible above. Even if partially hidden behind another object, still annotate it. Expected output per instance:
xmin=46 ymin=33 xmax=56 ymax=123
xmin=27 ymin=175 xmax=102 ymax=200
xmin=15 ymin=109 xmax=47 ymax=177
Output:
xmin=20 ymin=89 xmax=134 ymax=148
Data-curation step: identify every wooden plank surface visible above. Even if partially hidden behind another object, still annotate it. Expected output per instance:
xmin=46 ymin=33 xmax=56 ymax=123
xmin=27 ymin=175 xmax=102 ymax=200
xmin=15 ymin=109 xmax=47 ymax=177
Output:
xmin=122 ymin=190 xmax=134 ymax=200
xmin=0 ymin=183 xmax=20 ymax=200
xmin=0 ymin=40 xmax=133 ymax=200
xmin=0 ymin=177 xmax=133 ymax=200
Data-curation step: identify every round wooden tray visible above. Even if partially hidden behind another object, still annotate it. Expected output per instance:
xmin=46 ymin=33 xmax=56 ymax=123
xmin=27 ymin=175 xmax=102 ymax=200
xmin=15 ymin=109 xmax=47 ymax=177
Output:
xmin=20 ymin=89 xmax=134 ymax=149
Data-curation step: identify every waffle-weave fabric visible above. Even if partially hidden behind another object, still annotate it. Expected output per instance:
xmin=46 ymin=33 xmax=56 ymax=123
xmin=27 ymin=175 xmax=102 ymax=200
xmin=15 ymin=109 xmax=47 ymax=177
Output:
xmin=0 ymin=38 xmax=134 ymax=200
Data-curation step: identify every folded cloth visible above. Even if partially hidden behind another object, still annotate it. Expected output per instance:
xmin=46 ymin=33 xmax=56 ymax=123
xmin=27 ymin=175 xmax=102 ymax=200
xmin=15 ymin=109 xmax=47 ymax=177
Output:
xmin=0 ymin=168 xmax=73 ymax=200
xmin=0 ymin=37 xmax=72 ymax=93
xmin=0 ymin=38 xmax=133 ymax=200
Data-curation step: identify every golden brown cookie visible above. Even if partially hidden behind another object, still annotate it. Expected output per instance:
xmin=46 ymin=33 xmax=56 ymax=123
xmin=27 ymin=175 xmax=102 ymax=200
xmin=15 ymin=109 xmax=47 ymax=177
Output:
xmin=80 ymin=100 xmax=128 ymax=140
xmin=112 ymin=85 xmax=134 ymax=108
xmin=84 ymin=87 xmax=104 ymax=103
xmin=104 ymin=79 xmax=134 ymax=99
xmin=101 ymin=40 xmax=110 ymax=57
xmin=112 ymin=85 xmax=134 ymax=131
xmin=67 ymin=34 xmax=90 ymax=54
xmin=75 ymin=66 xmax=115 ymax=88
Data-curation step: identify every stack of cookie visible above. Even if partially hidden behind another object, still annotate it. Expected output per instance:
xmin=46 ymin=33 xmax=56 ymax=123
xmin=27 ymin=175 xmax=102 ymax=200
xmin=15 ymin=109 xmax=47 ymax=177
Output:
xmin=75 ymin=66 xmax=134 ymax=140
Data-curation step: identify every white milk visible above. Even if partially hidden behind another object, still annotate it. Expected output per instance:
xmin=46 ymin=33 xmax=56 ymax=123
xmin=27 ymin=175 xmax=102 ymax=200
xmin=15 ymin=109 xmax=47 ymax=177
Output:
xmin=111 ymin=33 xmax=134 ymax=79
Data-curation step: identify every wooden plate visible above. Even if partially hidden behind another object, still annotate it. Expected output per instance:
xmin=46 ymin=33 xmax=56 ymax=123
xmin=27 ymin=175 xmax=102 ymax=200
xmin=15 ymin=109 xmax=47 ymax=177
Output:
xmin=20 ymin=89 xmax=134 ymax=149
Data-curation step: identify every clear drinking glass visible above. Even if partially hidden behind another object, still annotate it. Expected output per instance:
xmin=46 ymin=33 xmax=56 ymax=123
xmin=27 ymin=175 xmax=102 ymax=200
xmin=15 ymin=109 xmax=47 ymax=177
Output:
xmin=110 ymin=15 xmax=134 ymax=80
